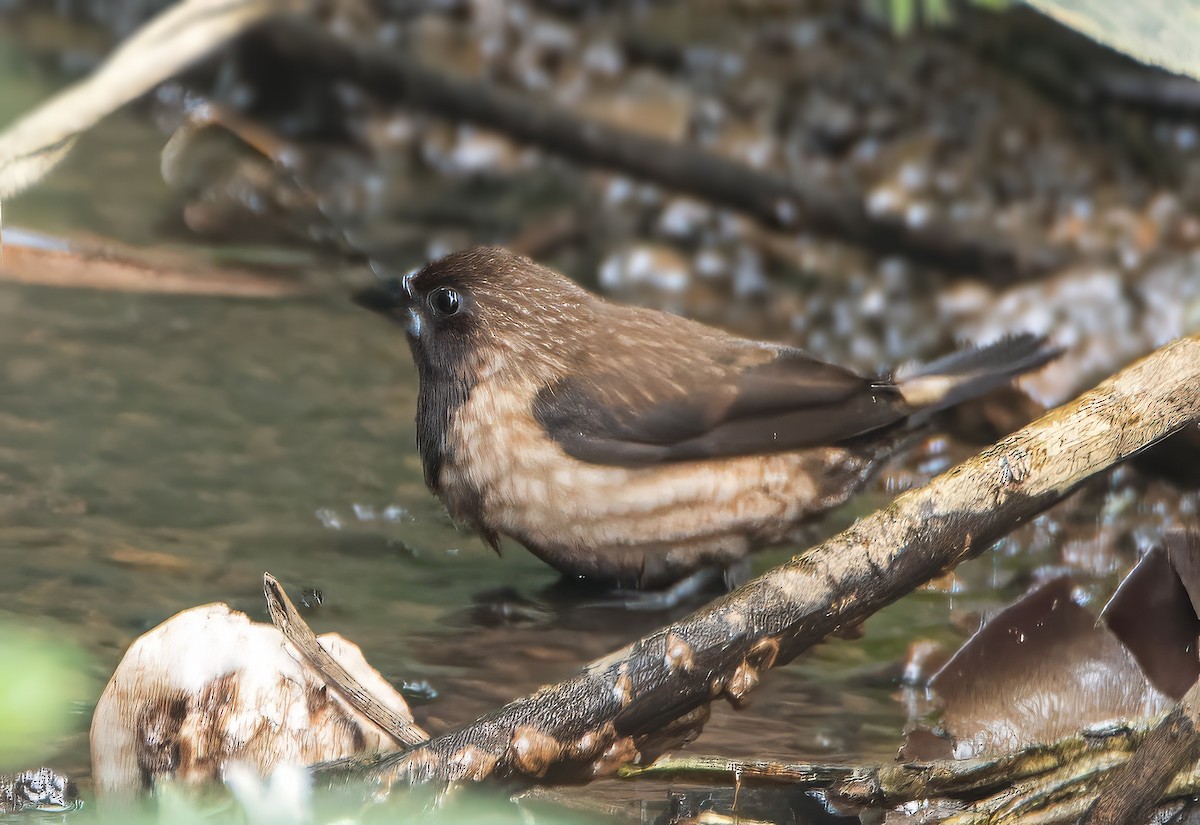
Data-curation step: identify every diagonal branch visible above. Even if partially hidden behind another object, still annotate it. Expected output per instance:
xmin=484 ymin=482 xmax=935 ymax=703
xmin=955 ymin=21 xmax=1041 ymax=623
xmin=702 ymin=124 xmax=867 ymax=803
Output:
xmin=313 ymin=334 xmax=1200 ymax=788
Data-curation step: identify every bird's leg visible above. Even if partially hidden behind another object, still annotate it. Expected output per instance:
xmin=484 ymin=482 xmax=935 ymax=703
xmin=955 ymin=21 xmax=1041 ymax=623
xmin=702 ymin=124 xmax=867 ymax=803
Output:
xmin=722 ymin=557 xmax=753 ymax=591
xmin=584 ymin=567 xmax=728 ymax=611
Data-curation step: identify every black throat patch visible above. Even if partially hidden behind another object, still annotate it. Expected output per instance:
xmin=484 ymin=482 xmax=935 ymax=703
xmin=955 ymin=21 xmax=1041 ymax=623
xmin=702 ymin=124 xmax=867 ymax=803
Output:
xmin=415 ymin=371 xmax=472 ymax=490
xmin=410 ymin=334 xmax=476 ymax=492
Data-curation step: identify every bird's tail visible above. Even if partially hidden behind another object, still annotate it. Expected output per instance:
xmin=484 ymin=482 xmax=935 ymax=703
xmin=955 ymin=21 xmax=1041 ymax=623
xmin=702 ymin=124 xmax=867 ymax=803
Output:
xmin=896 ymin=334 xmax=1059 ymax=423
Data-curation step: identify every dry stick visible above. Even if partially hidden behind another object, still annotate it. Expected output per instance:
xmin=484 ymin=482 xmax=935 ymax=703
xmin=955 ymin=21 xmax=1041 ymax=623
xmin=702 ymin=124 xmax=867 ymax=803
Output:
xmin=312 ymin=335 xmax=1200 ymax=788
xmin=0 ymin=0 xmax=307 ymax=200
xmin=258 ymin=21 xmax=1065 ymax=280
xmin=950 ymin=4 xmax=1200 ymax=116
xmin=263 ymin=573 xmax=428 ymax=748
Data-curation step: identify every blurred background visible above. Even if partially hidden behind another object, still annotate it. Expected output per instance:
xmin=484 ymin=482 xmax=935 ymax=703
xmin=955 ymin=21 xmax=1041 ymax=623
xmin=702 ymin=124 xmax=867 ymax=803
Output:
xmin=2 ymin=1 xmax=1200 ymax=821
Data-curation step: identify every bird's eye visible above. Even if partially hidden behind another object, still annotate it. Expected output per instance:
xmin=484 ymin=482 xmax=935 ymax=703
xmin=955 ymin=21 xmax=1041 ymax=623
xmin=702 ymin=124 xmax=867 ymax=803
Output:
xmin=429 ymin=287 xmax=461 ymax=317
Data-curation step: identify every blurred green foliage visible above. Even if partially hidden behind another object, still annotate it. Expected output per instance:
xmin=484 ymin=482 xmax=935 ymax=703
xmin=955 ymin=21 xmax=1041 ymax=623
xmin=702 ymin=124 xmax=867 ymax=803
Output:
xmin=874 ymin=0 xmax=1014 ymax=34
xmin=0 ymin=623 xmax=91 ymax=770
xmin=78 ymin=781 xmax=607 ymax=825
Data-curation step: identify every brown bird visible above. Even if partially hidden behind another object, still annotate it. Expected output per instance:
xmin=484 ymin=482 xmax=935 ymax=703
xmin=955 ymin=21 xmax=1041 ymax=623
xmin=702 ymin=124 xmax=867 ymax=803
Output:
xmin=358 ymin=247 xmax=1054 ymax=597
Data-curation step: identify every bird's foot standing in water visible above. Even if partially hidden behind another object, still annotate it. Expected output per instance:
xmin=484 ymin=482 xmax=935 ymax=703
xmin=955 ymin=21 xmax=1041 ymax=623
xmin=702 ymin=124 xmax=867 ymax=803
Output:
xmin=575 ymin=559 xmax=753 ymax=611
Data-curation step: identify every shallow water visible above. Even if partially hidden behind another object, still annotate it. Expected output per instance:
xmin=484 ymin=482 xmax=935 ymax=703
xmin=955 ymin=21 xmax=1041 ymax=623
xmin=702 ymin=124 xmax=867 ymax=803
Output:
xmin=0 ymin=17 xmax=1188 ymax=823
xmin=0 ymin=136 xmax=1047 ymax=815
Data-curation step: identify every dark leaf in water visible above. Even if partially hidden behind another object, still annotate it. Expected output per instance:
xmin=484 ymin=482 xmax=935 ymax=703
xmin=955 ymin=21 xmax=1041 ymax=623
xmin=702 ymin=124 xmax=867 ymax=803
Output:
xmin=463 ymin=586 xmax=554 ymax=628
xmin=1166 ymin=530 xmax=1200 ymax=618
xmin=299 ymin=587 xmax=324 ymax=609
xmin=930 ymin=577 xmax=1171 ymax=757
xmin=1101 ymin=533 xmax=1200 ymax=700
xmin=398 ymin=680 xmax=439 ymax=704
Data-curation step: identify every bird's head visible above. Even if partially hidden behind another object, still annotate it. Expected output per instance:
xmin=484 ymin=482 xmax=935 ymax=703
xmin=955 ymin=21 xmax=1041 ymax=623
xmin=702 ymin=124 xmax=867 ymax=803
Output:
xmin=358 ymin=246 xmax=594 ymax=382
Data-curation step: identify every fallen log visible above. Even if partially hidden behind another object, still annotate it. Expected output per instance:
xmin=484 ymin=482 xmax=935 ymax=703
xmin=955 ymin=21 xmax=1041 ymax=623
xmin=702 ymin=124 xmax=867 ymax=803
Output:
xmin=256 ymin=20 xmax=1067 ymax=281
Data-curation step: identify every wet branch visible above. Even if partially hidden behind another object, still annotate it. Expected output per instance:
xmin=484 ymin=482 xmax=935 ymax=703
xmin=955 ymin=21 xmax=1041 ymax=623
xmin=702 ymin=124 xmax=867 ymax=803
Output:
xmin=617 ymin=733 xmax=1130 ymax=804
xmin=619 ymin=726 xmax=1170 ymax=821
xmin=312 ymin=335 xmax=1200 ymax=788
xmin=1082 ymin=680 xmax=1200 ymax=824
xmin=258 ymin=21 xmax=1066 ymax=281
xmin=619 ymin=724 xmax=1200 ymax=820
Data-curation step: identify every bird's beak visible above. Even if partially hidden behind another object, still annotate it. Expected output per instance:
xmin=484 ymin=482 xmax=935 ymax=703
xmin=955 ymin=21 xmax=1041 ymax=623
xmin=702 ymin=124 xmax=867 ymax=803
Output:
xmin=369 ymin=260 xmax=413 ymax=308
xmin=370 ymin=261 xmax=428 ymax=338
xmin=353 ymin=262 xmax=420 ymax=339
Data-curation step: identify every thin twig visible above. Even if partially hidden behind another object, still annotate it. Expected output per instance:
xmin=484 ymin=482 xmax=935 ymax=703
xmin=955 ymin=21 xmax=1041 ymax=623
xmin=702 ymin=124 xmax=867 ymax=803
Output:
xmin=0 ymin=0 xmax=306 ymax=199
xmin=264 ymin=572 xmax=428 ymax=748
xmin=0 ymin=231 xmax=307 ymax=297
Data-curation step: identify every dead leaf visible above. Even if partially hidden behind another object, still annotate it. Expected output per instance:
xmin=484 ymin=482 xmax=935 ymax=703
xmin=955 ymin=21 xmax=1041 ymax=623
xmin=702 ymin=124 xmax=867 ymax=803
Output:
xmin=1102 ymin=532 xmax=1200 ymax=700
xmin=931 ymin=577 xmax=1173 ymax=757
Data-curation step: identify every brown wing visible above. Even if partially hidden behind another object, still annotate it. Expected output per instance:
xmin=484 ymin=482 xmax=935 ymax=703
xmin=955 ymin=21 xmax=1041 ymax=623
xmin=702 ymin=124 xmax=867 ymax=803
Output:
xmin=532 ymin=345 xmax=909 ymax=467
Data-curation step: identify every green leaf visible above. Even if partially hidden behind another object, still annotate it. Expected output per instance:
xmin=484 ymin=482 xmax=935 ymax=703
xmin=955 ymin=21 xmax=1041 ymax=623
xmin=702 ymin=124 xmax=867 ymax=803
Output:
xmin=0 ymin=625 xmax=91 ymax=770
xmin=891 ymin=0 xmax=917 ymax=35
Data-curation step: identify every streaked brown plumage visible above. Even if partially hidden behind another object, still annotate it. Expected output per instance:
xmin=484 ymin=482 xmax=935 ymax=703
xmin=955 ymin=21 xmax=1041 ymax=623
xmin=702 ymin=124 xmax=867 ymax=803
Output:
xmin=358 ymin=247 xmax=1055 ymax=589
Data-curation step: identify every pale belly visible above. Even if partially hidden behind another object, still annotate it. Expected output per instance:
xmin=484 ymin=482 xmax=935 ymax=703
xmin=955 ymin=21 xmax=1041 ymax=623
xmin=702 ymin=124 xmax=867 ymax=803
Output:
xmin=437 ymin=380 xmax=877 ymax=587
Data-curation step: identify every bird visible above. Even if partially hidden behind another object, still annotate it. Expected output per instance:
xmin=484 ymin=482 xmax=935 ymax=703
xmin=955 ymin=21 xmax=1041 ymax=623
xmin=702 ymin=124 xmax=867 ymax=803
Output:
xmin=356 ymin=246 xmax=1056 ymax=598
